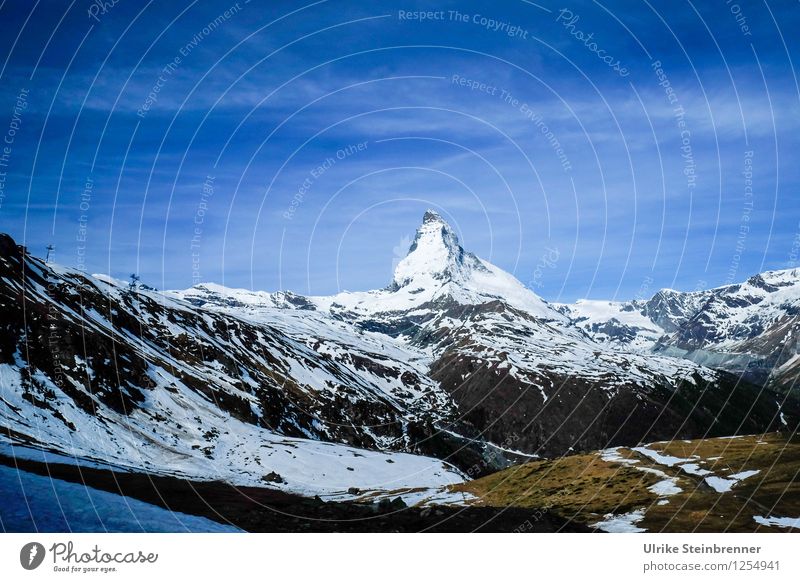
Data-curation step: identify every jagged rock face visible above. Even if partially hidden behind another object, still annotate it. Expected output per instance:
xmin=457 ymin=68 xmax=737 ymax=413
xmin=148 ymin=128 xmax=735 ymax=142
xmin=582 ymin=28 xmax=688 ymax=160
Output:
xmin=660 ymin=272 xmax=800 ymax=347
xmin=554 ymin=299 xmax=664 ymax=352
xmin=420 ymin=301 xmax=794 ymax=457
xmin=656 ymin=271 xmax=800 ymax=390
xmin=559 ymin=270 xmax=800 ymax=392
xmin=430 ymin=355 xmax=787 ymax=456
xmin=643 ymin=289 xmax=709 ymax=333
xmin=301 ymin=209 xmax=560 ymax=337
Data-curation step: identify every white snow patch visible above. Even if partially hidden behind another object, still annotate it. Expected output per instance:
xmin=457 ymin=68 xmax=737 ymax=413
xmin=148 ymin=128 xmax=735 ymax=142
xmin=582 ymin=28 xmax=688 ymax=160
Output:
xmin=704 ymin=470 xmax=759 ymax=493
xmin=632 ymin=446 xmax=690 ymax=467
xmin=593 ymin=509 xmax=647 ymax=533
xmin=648 ymin=479 xmax=682 ymax=496
xmin=680 ymin=463 xmax=712 ymax=477
xmin=754 ymin=515 xmax=800 ymax=529
xmin=730 ymin=469 xmax=760 ymax=480
xmin=600 ymin=447 xmax=639 ymax=466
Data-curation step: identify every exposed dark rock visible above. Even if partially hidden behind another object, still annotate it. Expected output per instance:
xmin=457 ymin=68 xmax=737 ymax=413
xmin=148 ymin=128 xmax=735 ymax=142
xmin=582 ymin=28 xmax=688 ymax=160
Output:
xmin=261 ymin=472 xmax=284 ymax=484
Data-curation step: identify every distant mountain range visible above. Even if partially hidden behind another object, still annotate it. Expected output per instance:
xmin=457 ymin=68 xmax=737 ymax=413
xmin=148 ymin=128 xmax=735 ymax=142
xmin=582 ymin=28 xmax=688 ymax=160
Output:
xmin=1 ymin=211 xmax=797 ymax=503
xmin=557 ymin=267 xmax=800 ymax=390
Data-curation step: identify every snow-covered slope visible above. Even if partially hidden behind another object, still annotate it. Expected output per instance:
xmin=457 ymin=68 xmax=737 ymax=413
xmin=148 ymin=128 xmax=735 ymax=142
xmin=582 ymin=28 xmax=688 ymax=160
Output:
xmin=654 ymin=270 xmax=800 ymax=384
xmin=0 ymin=233 xmax=473 ymax=501
xmin=558 ymin=269 xmax=800 ymax=389
xmin=555 ymin=299 xmax=664 ymax=351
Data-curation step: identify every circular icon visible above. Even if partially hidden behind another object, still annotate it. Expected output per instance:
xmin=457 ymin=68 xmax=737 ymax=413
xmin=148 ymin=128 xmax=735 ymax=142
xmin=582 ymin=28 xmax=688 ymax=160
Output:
xmin=20 ymin=542 xmax=46 ymax=570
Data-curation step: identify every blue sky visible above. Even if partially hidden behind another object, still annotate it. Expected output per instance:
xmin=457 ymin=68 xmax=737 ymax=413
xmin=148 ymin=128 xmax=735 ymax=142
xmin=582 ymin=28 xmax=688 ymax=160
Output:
xmin=0 ymin=0 xmax=798 ymax=301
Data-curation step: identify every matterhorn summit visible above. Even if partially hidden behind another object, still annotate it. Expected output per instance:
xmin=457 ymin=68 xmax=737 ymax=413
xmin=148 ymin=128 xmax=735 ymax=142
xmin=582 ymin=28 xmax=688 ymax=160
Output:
xmin=391 ymin=209 xmax=487 ymax=289
xmin=314 ymin=210 xmax=558 ymax=320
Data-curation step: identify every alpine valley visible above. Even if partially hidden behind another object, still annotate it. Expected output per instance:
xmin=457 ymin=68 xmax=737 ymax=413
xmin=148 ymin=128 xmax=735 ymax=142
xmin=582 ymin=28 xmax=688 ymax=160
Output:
xmin=1 ymin=211 xmax=799 ymax=532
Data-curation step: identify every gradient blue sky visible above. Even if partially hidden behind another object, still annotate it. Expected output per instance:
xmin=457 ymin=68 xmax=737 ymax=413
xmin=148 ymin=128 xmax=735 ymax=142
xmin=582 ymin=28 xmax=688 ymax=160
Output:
xmin=0 ymin=0 xmax=798 ymax=301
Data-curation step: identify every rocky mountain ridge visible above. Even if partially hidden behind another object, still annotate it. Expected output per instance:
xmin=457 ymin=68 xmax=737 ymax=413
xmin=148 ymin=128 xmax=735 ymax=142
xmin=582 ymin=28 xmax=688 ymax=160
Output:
xmin=557 ymin=268 xmax=800 ymax=390
xmin=1 ymin=211 xmax=797 ymax=502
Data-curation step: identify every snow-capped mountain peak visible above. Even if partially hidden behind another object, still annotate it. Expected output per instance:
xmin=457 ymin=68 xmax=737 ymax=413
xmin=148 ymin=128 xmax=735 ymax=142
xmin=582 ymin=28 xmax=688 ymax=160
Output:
xmin=168 ymin=212 xmax=560 ymax=331
xmin=304 ymin=211 xmax=560 ymax=321
xmin=391 ymin=209 xmax=485 ymax=290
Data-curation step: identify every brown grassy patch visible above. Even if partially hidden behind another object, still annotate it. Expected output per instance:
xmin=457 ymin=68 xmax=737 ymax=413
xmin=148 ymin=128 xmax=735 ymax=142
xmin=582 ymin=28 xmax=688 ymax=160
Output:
xmin=454 ymin=432 xmax=800 ymax=532
xmin=454 ymin=454 xmax=660 ymax=517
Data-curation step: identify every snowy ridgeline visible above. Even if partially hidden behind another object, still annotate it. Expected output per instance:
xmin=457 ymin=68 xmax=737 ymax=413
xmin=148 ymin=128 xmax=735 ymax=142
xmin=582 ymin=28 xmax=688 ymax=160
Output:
xmin=558 ymin=267 xmax=800 ymax=360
